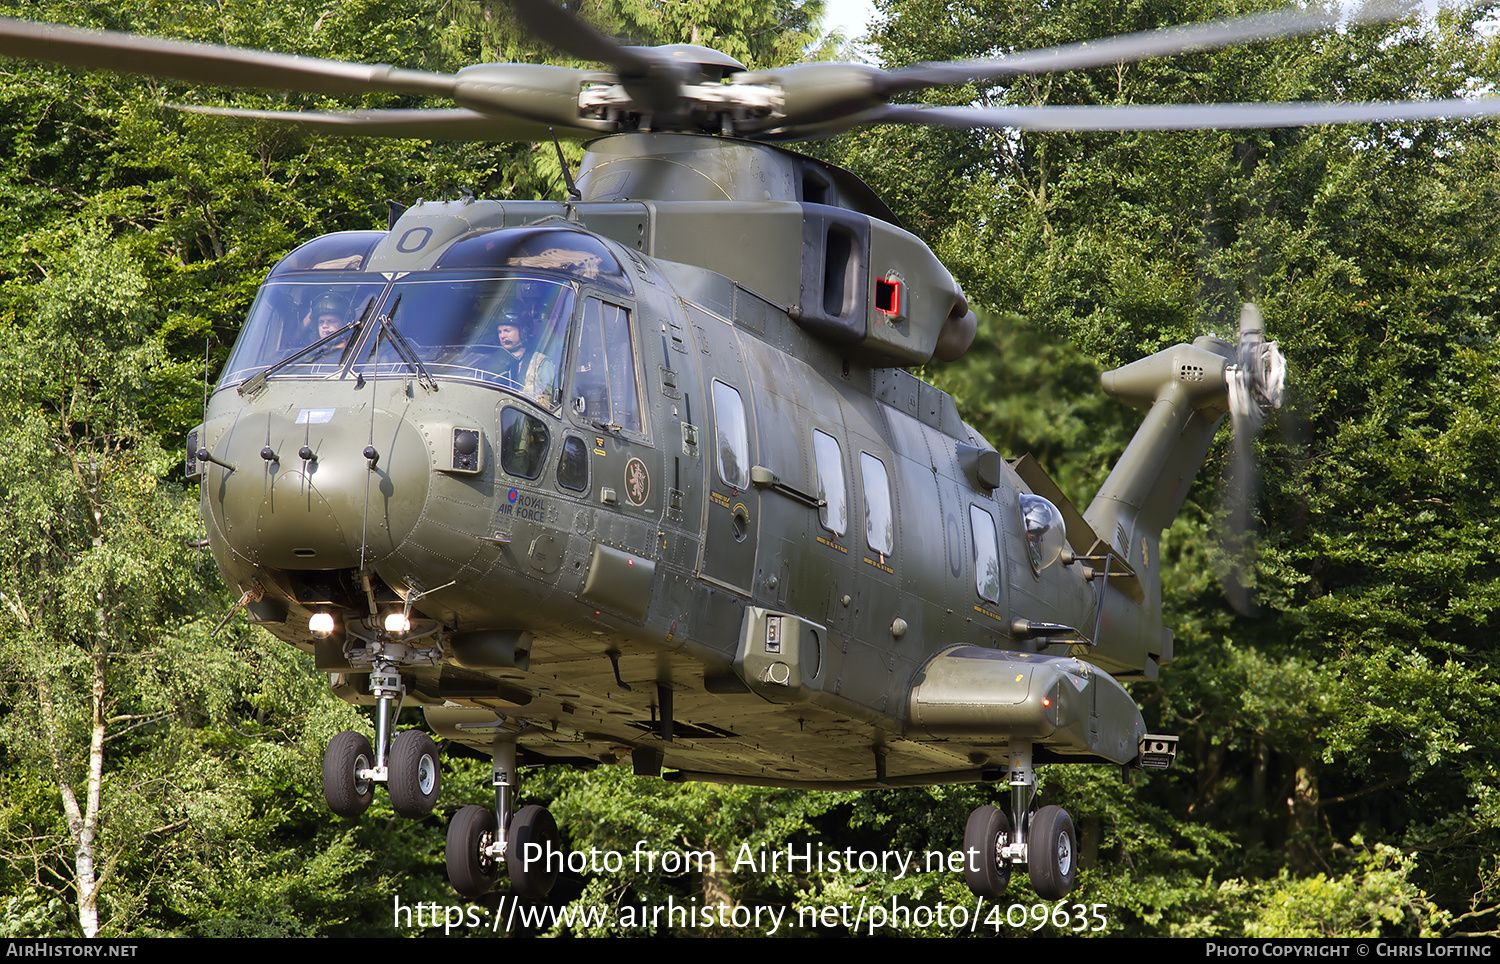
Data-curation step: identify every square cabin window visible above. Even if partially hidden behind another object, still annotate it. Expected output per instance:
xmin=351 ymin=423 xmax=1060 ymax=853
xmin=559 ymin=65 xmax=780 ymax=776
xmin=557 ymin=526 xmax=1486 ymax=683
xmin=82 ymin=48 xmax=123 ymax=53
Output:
xmin=813 ymin=430 xmax=847 ymax=536
xmin=861 ymin=452 xmax=893 ymax=556
xmin=712 ymin=380 xmax=749 ymax=489
xmin=970 ymin=504 xmax=1001 ymax=604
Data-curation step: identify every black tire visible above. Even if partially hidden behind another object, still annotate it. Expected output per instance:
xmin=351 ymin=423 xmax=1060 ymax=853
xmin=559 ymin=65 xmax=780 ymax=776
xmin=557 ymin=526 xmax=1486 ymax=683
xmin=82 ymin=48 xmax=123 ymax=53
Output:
xmin=963 ymin=804 xmax=1012 ymax=899
xmin=1027 ymin=804 xmax=1078 ymax=899
xmin=388 ymin=730 xmax=441 ymax=818
xmin=447 ymin=805 xmax=500 ymax=898
xmin=322 ymin=730 xmax=374 ymax=818
xmin=506 ymin=804 xmax=562 ymax=901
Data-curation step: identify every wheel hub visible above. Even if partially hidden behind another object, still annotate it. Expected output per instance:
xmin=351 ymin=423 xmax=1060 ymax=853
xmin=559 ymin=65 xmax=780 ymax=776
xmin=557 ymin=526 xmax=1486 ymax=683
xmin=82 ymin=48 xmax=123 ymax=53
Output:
xmin=477 ymin=829 xmax=498 ymax=875
xmin=1056 ymin=831 xmax=1073 ymax=876
xmin=353 ymin=753 xmax=372 ymax=795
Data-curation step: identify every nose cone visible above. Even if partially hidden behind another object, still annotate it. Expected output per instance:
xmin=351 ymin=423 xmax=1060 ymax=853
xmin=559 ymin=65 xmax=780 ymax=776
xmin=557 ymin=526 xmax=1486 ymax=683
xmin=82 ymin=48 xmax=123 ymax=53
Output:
xmin=256 ymin=470 xmax=361 ymax=569
xmin=207 ymin=406 xmax=430 ymax=571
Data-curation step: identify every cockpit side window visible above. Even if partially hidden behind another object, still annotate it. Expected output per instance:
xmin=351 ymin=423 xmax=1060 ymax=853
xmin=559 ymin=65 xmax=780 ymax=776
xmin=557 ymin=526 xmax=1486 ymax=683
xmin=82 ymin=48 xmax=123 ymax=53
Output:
xmin=571 ymin=298 xmax=643 ymax=435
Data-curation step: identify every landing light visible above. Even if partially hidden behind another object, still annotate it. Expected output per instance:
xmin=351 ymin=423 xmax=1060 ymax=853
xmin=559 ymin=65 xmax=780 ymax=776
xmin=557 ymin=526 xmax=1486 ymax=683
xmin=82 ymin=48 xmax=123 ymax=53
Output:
xmin=309 ymin=612 xmax=336 ymax=638
xmin=384 ymin=612 xmax=412 ymax=634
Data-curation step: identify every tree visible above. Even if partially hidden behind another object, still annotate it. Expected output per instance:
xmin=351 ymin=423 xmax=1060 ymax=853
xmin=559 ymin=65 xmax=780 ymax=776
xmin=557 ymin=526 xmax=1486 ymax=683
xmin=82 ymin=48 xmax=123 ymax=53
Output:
xmin=0 ymin=224 xmax=206 ymax=935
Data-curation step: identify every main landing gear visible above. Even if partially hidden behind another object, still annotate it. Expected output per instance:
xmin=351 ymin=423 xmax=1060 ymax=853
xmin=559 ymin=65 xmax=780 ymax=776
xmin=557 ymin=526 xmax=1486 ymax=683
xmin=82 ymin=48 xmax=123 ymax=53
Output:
xmin=963 ymin=742 xmax=1078 ymax=901
xmin=447 ymin=729 xmax=564 ymax=900
xmin=321 ymin=657 xmax=441 ymax=819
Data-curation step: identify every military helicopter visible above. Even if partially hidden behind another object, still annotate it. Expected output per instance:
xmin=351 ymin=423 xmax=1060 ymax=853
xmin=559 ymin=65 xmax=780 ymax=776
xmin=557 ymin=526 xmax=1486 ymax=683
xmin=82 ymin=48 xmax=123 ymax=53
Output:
xmin=2 ymin=0 xmax=1494 ymax=905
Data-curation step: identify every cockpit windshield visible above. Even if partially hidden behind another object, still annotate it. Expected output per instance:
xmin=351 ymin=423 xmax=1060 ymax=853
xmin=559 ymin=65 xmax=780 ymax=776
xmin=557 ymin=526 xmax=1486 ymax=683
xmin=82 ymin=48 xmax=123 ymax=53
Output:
xmin=354 ymin=275 xmax=573 ymax=409
xmin=216 ymin=226 xmax=626 ymax=414
xmin=218 ymin=275 xmax=384 ymax=386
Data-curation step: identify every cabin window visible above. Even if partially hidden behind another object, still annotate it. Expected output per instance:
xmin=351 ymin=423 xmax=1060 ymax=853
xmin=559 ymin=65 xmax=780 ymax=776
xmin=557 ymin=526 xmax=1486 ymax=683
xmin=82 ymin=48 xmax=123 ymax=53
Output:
xmin=572 ymin=298 xmax=643 ymax=434
xmin=712 ymin=381 xmax=749 ymax=489
xmin=813 ymin=430 xmax=847 ymax=536
xmin=557 ymin=436 xmax=589 ymax=492
xmin=500 ymin=407 xmax=549 ymax=480
xmin=970 ymin=504 xmax=1001 ymax=604
xmin=861 ymin=452 xmax=894 ymax=556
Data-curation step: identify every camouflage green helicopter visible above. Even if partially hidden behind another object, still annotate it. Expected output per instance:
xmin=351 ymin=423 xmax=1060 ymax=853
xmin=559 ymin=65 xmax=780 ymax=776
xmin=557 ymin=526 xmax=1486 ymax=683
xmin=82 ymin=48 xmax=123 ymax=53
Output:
xmin=2 ymin=0 xmax=1493 ymax=903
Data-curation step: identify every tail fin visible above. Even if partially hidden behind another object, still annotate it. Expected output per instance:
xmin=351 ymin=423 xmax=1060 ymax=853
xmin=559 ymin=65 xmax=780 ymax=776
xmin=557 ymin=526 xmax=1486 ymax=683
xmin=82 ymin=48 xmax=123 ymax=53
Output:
xmin=1082 ymin=335 xmax=1236 ymax=678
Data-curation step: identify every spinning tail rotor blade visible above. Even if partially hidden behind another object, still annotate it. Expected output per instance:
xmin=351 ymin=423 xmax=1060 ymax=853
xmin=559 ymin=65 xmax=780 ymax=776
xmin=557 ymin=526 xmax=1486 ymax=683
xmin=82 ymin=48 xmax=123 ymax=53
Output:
xmin=1221 ymin=304 xmax=1286 ymax=616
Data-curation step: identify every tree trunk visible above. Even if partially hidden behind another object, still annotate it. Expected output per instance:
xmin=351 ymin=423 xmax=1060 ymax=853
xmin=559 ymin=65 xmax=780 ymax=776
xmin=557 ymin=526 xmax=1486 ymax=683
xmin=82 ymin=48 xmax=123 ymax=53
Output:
xmin=1248 ymin=737 xmax=1268 ymax=851
xmin=37 ymin=660 xmax=106 ymax=938
xmin=1287 ymin=754 xmax=1320 ymax=875
xmin=701 ymin=844 xmax=734 ymax=934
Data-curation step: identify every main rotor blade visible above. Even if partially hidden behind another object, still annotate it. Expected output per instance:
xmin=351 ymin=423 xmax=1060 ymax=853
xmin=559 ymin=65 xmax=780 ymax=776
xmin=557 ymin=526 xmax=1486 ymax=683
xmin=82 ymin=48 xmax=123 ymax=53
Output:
xmin=742 ymin=5 xmax=1424 ymax=136
xmin=883 ymin=3 xmax=1416 ymax=91
xmin=174 ymin=105 xmax=561 ymax=142
xmin=509 ymin=0 xmax=680 ymax=113
xmin=0 ymin=17 xmax=456 ymax=98
xmin=874 ymin=97 xmax=1500 ymax=131
xmin=510 ymin=0 xmax=655 ymax=77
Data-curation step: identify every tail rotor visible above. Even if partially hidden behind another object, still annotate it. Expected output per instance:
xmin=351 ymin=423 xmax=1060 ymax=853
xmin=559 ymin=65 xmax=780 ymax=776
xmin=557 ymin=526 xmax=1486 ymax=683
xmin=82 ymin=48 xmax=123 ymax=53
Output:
xmin=1221 ymin=304 xmax=1286 ymax=615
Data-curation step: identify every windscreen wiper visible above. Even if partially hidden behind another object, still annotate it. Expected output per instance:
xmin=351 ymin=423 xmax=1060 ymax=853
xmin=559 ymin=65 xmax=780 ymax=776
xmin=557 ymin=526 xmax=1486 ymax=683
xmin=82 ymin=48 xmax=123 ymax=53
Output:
xmin=370 ymin=295 xmax=438 ymax=394
xmin=238 ymin=297 xmax=375 ymax=397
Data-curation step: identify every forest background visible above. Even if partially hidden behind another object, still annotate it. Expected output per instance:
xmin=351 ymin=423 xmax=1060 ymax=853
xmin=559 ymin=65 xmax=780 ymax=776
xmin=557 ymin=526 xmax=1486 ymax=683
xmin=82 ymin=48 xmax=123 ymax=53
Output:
xmin=0 ymin=0 xmax=1497 ymax=939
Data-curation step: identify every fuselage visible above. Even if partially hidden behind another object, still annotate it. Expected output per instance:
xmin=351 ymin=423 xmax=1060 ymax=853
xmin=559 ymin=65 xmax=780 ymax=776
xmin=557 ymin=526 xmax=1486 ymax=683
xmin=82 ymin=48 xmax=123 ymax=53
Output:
xmin=192 ymin=133 xmax=1155 ymax=788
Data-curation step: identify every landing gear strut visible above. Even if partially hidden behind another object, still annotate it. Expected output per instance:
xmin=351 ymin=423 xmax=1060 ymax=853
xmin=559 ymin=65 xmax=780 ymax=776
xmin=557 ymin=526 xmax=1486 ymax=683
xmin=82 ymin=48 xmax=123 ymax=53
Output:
xmin=963 ymin=742 xmax=1078 ymax=901
xmin=321 ymin=657 xmax=441 ymax=819
xmin=447 ymin=730 xmax=563 ymax=899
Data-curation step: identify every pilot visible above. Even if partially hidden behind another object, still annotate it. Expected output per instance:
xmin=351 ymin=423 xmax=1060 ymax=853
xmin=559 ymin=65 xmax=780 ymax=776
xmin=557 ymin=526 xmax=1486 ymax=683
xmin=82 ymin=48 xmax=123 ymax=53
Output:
xmin=296 ymin=292 xmax=351 ymax=350
xmin=313 ymin=295 xmax=347 ymax=341
xmin=494 ymin=310 xmax=557 ymax=403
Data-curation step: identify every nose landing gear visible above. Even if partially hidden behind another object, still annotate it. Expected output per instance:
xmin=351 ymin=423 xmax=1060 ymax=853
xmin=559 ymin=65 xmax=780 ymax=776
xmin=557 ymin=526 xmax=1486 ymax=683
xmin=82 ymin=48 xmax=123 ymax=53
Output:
xmin=447 ymin=730 xmax=563 ymax=900
xmin=321 ymin=657 xmax=442 ymax=819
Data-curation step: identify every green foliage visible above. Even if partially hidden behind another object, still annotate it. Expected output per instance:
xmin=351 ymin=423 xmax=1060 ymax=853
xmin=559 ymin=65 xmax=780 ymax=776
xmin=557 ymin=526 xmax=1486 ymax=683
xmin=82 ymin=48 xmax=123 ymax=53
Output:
xmin=1244 ymin=842 xmax=1451 ymax=938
